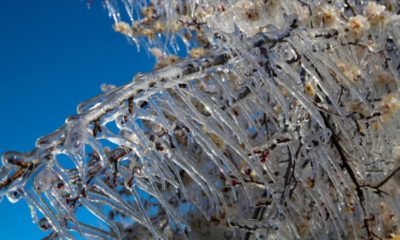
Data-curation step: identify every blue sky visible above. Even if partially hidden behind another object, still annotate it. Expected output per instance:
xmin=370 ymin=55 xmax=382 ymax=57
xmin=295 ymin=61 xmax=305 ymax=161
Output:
xmin=0 ymin=1 xmax=154 ymax=238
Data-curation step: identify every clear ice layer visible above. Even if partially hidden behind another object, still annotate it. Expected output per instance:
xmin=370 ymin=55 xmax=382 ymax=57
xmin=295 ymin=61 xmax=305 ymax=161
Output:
xmin=1 ymin=0 xmax=400 ymax=239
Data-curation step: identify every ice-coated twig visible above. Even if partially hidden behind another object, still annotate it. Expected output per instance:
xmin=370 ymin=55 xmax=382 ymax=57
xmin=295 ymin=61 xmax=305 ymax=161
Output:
xmin=1 ymin=1 xmax=400 ymax=239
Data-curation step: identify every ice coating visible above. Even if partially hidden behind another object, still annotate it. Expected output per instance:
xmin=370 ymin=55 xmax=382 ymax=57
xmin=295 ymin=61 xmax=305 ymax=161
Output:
xmin=1 ymin=0 xmax=400 ymax=239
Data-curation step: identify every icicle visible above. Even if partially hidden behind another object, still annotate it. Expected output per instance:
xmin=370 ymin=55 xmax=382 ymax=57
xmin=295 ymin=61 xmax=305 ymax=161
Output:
xmin=2 ymin=1 xmax=400 ymax=239
xmin=126 ymin=182 xmax=164 ymax=240
xmin=80 ymin=198 xmax=122 ymax=240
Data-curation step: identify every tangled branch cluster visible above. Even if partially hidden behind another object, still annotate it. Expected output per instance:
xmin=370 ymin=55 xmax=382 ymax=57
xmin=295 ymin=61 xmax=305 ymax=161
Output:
xmin=1 ymin=0 xmax=400 ymax=239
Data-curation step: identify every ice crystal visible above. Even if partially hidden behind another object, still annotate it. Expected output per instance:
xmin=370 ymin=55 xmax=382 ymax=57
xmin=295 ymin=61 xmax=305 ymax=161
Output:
xmin=1 ymin=1 xmax=400 ymax=239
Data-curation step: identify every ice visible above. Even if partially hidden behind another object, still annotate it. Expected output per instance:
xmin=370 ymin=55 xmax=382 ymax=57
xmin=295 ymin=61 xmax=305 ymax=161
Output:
xmin=1 ymin=1 xmax=400 ymax=239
